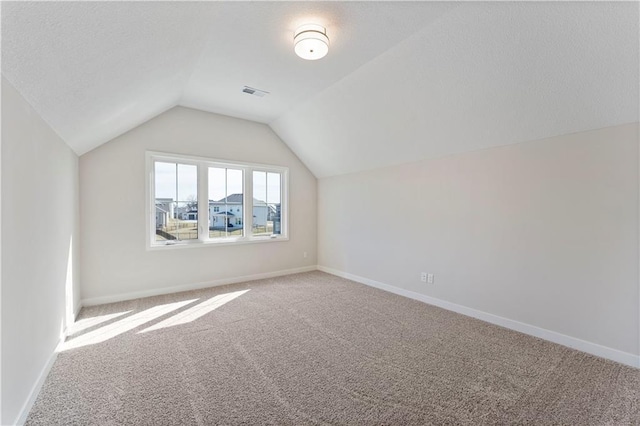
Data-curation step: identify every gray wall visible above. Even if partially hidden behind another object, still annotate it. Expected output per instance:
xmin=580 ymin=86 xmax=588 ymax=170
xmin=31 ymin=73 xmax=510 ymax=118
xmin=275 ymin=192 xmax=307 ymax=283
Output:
xmin=80 ymin=106 xmax=317 ymax=303
xmin=318 ymin=123 xmax=639 ymax=357
xmin=1 ymin=77 xmax=81 ymax=425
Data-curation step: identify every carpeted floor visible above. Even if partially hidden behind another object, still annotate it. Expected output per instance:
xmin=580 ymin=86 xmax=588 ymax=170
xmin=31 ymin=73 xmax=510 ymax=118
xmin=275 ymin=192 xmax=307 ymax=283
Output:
xmin=27 ymin=271 xmax=639 ymax=425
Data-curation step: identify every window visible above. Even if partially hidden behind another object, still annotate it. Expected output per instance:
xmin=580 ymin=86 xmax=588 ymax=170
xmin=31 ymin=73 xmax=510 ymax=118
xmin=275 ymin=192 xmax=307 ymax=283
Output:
xmin=208 ymin=166 xmax=243 ymax=240
xmin=147 ymin=152 xmax=288 ymax=248
xmin=252 ymin=171 xmax=282 ymax=236
xmin=153 ymin=162 xmax=198 ymax=242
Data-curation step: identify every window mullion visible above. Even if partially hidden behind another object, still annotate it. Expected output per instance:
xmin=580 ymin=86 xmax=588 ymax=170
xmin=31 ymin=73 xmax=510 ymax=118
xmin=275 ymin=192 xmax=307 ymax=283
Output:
xmin=244 ymin=168 xmax=254 ymax=238
xmin=148 ymin=158 xmax=156 ymax=247
xmin=224 ymin=168 xmax=229 ymax=237
xmin=197 ymin=162 xmax=208 ymax=242
xmin=281 ymin=170 xmax=288 ymax=237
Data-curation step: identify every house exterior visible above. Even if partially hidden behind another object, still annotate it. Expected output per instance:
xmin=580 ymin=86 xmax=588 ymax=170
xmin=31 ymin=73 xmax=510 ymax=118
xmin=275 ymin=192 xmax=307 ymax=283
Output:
xmin=209 ymin=194 xmax=277 ymax=230
xmin=180 ymin=210 xmax=198 ymax=221
xmin=156 ymin=194 xmax=278 ymax=231
xmin=209 ymin=194 xmax=243 ymax=229
xmin=173 ymin=204 xmax=198 ymax=221
xmin=155 ymin=198 xmax=174 ymax=229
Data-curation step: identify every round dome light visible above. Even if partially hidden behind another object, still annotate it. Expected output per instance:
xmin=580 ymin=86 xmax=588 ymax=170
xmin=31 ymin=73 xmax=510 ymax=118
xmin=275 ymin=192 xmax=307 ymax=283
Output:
xmin=294 ymin=24 xmax=329 ymax=60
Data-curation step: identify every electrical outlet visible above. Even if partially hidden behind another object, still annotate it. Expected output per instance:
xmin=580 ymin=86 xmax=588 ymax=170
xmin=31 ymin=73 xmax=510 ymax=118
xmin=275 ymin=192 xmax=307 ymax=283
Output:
xmin=427 ymin=274 xmax=434 ymax=284
xmin=421 ymin=272 xmax=427 ymax=283
xmin=303 ymin=251 xmax=308 ymax=258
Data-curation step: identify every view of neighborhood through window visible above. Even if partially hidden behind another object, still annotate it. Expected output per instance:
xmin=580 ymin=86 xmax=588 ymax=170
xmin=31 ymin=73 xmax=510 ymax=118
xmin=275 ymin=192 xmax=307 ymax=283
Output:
xmin=151 ymin=153 xmax=286 ymax=246
xmin=208 ymin=167 xmax=243 ymax=239
xmin=253 ymin=171 xmax=282 ymax=236
xmin=154 ymin=162 xmax=198 ymax=242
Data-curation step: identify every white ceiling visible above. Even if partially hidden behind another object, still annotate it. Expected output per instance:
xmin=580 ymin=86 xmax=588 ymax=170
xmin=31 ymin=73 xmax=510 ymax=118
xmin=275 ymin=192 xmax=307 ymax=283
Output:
xmin=272 ymin=1 xmax=640 ymax=177
xmin=1 ymin=1 xmax=453 ymax=155
xmin=180 ymin=2 xmax=455 ymax=123
xmin=2 ymin=2 xmax=638 ymax=177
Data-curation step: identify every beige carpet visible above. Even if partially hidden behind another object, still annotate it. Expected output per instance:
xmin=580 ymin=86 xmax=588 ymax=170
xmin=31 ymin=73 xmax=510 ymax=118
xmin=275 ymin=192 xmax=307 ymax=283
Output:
xmin=26 ymin=271 xmax=639 ymax=425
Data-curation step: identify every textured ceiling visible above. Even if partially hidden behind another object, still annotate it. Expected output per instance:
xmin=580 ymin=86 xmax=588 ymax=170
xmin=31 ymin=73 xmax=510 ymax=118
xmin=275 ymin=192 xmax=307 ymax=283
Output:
xmin=180 ymin=2 xmax=455 ymax=123
xmin=272 ymin=1 xmax=640 ymax=177
xmin=2 ymin=2 xmax=638 ymax=177
xmin=2 ymin=2 xmax=214 ymax=155
xmin=1 ymin=1 xmax=453 ymax=155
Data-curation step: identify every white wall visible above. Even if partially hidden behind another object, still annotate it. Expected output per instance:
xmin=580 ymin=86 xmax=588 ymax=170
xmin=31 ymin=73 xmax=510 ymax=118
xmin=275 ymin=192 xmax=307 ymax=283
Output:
xmin=319 ymin=123 xmax=639 ymax=359
xmin=80 ymin=106 xmax=316 ymax=303
xmin=1 ymin=77 xmax=81 ymax=425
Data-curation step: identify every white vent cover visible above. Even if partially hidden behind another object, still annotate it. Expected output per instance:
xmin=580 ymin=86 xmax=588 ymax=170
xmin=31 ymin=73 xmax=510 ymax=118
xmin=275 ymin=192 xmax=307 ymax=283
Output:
xmin=242 ymin=86 xmax=269 ymax=97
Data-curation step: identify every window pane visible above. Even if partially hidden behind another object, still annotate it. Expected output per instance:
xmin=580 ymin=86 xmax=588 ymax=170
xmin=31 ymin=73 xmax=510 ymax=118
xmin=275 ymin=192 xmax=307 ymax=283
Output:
xmin=155 ymin=162 xmax=176 ymax=200
xmin=227 ymin=169 xmax=243 ymax=196
xmin=253 ymin=171 xmax=281 ymax=236
xmin=269 ymin=203 xmax=281 ymax=235
xmin=154 ymin=200 xmax=176 ymax=242
xmin=266 ymin=173 xmax=280 ymax=203
xmin=154 ymin=162 xmax=197 ymax=242
xmin=209 ymin=167 xmax=243 ymax=239
xmin=253 ymin=171 xmax=266 ymax=204
xmin=172 ymin=202 xmax=199 ymax=240
xmin=267 ymin=173 xmax=281 ymax=235
xmin=252 ymin=204 xmax=269 ymax=236
xmin=177 ymin=164 xmax=197 ymax=202
xmin=208 ymin=167 xmax=225 ymax=201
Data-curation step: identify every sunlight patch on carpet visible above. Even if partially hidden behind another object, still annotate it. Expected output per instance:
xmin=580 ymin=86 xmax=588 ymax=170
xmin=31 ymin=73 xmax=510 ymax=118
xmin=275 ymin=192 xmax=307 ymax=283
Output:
xmin=139 ymin=289 xmax=250 ymax=334
xmin=66 ymin=311 xmax=133 ymax=336
xmin=61 ymin=299 xmax=197 ymax=350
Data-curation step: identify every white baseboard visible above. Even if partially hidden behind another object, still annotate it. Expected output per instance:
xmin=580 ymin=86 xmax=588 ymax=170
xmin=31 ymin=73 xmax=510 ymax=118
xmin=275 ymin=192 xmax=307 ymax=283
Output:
xmin=13 ymin=338 xmax=62 ymax=426
xmin=81 ymin=265 xmax=318 ymax=307
xmin=318 ymin=265 xmax=640 ymax=369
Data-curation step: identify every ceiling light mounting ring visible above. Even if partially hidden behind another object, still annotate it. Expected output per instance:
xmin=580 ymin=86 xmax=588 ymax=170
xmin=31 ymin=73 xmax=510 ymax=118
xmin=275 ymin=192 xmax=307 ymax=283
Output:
xmin=294 ymin=24 xmax=329 ymax=61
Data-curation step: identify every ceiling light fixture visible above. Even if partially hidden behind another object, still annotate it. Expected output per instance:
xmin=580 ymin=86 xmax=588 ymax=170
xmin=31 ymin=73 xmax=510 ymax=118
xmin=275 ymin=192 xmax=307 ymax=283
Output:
xmin=294 ymin=24 xmax=329 ymax=60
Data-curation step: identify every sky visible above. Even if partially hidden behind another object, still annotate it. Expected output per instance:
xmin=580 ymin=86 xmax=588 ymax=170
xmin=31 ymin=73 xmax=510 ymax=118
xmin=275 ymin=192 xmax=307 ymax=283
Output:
xmin=155 ymin=162 xmax=281 ymax=204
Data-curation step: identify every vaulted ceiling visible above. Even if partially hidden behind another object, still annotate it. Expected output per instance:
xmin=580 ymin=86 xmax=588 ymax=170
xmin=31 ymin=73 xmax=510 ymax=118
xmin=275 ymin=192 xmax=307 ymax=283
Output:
xmin=2 ymin=2 xmax=638 ymax=177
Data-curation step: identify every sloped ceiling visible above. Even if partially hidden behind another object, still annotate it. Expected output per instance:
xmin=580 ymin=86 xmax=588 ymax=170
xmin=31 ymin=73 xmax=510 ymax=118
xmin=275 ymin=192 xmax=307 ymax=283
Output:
xmin=272 ymin=1 xmax=639 ymax=177
xmin=2 ymin=2 xmax=638 ymax=177
xmin=1 ymin=1 xmax=453 ymax=155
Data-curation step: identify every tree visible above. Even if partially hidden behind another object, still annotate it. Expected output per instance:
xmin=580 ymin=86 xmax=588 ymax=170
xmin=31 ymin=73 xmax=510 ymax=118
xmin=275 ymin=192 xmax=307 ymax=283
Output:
xmin=186 ymin=195 xmax=198 ymax=211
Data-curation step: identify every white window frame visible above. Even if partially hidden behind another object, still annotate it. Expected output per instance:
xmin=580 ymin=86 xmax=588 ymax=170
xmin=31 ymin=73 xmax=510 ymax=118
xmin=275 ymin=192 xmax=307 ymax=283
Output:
xmin=146 ymin=151 xmax=289 ymax=250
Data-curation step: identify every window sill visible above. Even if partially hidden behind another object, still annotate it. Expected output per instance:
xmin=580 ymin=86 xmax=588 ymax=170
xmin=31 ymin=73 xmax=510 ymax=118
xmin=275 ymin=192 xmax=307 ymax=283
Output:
xmin=147 ymin=236 xmax=289 ymax=251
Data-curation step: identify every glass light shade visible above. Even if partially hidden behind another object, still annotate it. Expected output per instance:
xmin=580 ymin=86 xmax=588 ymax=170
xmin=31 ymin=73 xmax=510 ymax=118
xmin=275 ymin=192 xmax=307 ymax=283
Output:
xmin=294 ymin=24 xmax=329 ymax=60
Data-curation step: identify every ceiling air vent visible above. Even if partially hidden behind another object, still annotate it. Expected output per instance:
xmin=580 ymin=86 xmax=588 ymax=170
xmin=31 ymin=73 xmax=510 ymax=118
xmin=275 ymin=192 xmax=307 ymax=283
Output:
xmin=242 ymin=86 xmax=269 ymax=97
